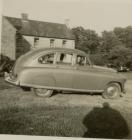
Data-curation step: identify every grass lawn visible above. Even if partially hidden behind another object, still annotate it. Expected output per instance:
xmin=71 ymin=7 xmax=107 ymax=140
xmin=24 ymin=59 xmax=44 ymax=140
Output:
xmin=0 ymin=74 xmax=132 ymax=139
xmin=0 ymin=104 xmax=131 ymax=139
xmin=0 ymin=106 xmax=86 ymax=137
xmin=0 ymin=77 xmax=13 ymax=90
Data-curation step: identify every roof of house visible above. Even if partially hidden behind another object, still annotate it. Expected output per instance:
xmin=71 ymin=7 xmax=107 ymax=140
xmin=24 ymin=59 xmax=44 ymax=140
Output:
xmin=4 ymin=16 xmax=75 ymax=40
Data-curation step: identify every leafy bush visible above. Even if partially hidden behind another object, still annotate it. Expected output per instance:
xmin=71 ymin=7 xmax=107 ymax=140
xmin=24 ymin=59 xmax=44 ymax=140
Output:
xmin=0 ymin=54 xmax=15 ymax=74
xmin=90 ymin=53 xmax=108 ymax=66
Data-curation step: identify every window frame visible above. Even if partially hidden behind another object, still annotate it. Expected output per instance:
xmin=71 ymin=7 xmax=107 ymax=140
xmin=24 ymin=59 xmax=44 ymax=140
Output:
xmin=62 ymin=40 xmax=67 ymax=47
xmin=50 ymin=39 xmax=55 ymax=47
xmin=34 ymin=37 xmax=39 ymax=47
xmin=38 ymin=52 xmax=56 ymax=65
xmin=55 ymin=52 xmax=75 ymax=66
xmin=75 ymin=54 xmax=91 ymax=66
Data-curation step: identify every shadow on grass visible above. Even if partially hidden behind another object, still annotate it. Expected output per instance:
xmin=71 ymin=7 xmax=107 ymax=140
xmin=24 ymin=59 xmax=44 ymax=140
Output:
xmin=83 ymin=102 xmax=129 ymax=139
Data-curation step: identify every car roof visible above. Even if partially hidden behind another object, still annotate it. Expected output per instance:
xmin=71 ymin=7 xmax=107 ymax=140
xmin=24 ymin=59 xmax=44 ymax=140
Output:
xmin=25 ymin=47 xmax=87 ymax=58
xmin=17 ymin=47 xmax=89 ymax=67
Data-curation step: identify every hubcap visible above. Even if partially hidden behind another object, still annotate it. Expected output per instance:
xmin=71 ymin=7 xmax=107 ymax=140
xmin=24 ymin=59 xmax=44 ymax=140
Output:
xmin=107 ymin=86 xmax=118 ymax=97
xmin=35 ymin=88 xmax=49 ymax=96
xmin=36 ymin=89 xmax=47 ymax=94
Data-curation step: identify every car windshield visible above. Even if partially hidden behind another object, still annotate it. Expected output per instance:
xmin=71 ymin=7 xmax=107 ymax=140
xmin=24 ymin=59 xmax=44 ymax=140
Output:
xmin=76 ymin=55 xmax=90 ymax=66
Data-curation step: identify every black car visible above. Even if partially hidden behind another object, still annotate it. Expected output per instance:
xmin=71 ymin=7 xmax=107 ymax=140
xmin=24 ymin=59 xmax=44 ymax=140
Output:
xmin=117 ymin=66 xmax=129 ymax=72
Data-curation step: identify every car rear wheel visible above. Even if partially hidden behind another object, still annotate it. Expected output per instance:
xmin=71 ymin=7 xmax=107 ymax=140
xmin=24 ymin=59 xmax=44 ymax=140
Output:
xmin=32 ymin=88 xmax=53 ymax=98
xmin=102 ymin=83 xmax=121 ymax=99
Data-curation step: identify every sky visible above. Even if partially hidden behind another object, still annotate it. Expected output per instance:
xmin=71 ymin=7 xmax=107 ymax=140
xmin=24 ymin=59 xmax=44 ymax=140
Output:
xmin=2 ymin=0 xmax=132 ymax=34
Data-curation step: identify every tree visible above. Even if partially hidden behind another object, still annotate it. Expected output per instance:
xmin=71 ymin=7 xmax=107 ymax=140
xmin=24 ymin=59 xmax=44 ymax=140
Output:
xmin=72 ymin=27 xmax=100 ymax=54
xmin=72 ymin=26 xmax=132 ymax=68
xmin=108 ymin=45 xmax=132 ymax=67
xmin=114 ymin=26 xmax=132 ymax=49
xmin=99 ymin=31 xmax=121 ymax=53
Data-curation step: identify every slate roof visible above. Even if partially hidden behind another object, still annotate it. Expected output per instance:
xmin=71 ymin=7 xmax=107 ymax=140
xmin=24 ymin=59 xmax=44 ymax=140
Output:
xmin=4 ymin=16 xmax=75 ymax=40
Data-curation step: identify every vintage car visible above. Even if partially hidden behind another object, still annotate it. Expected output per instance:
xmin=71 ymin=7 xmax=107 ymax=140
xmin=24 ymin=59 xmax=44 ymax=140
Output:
xmin=5 ymin=47 xmax=126 ymax=99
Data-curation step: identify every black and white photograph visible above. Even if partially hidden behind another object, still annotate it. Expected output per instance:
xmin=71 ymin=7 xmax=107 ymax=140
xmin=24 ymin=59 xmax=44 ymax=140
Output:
xmin=0 ymin=0 xmax=132 ymax=139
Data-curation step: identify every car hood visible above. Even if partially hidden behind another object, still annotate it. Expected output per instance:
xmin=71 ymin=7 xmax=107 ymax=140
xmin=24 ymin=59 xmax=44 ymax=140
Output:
xmin=92 ymin=65 xmax=117 ymax=73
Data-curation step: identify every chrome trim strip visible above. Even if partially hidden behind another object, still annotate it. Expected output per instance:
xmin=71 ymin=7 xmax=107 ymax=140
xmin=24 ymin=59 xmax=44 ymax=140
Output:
xmin=21 ymin=83 xmax=104 ymax=93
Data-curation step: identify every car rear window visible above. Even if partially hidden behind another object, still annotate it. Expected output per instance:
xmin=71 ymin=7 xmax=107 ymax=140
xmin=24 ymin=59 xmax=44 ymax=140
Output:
xmin=38 ymin=53 xmax=55 ymax=64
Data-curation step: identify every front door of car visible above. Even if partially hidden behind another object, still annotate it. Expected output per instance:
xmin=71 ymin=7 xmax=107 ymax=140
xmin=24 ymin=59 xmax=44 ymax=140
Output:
xmin=53 ymin=52 xmax=76 ymax=89
xmin=73 ymin=55 xmax=101 ymax=91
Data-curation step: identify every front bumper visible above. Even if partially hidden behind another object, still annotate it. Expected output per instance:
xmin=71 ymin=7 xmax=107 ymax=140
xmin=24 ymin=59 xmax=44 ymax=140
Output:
xmin=5 ymin=73 xmax=19 ymax=85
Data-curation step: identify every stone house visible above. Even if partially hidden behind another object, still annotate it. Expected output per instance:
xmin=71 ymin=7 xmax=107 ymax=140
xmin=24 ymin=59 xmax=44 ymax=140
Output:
xmin=1 ymin=14 xmax=75 ymax=60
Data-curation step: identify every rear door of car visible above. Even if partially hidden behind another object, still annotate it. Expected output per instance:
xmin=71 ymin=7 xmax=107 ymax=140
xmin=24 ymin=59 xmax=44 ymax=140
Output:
xmin=53 ymin=51 xmax=76 ymax=89
xmin=26 ymin=52 xmax=57 ymax=87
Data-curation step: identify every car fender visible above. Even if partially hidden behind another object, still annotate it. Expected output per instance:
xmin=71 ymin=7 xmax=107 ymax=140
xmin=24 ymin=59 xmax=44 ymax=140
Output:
xmin=19 ymin=68 xmax=56 ymax=88
xmin=99 ymin=76 xmax=124 ymax=92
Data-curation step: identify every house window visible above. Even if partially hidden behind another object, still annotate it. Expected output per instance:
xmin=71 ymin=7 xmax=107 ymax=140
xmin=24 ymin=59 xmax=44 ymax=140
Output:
xmin=50 ymin=39 xmax=55 ymax=47
xmin=34 ymin=37 xmax=39 ymax=47
xmin=62 ymin=40 xmax=67 ymax=47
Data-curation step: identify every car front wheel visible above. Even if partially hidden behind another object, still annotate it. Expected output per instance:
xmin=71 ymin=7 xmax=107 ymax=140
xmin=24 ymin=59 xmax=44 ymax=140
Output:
xmin=102 ymin=83 xmax=121 ymax=99
xmin=32 ymin=88 xmax=53 ymax=98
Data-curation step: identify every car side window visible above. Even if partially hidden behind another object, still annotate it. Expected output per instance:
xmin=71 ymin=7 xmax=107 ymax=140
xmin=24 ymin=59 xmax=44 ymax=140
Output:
xmin=76 ymin=55 xmax=90 ymax=66
xmin=76 ymin=55 xmax=86 ymax=66
xmin=38 ymin=53 xmax=54 ymax=64
xmin=56 ymin=53 xmax=73 ymax=65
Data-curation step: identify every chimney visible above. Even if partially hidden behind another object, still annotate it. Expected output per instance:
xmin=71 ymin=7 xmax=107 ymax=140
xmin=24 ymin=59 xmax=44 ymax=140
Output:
xmin=64 ymin=19 xmax=70 ymax=28
xmin=21 ymin=13 xmax=28 ymax=21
